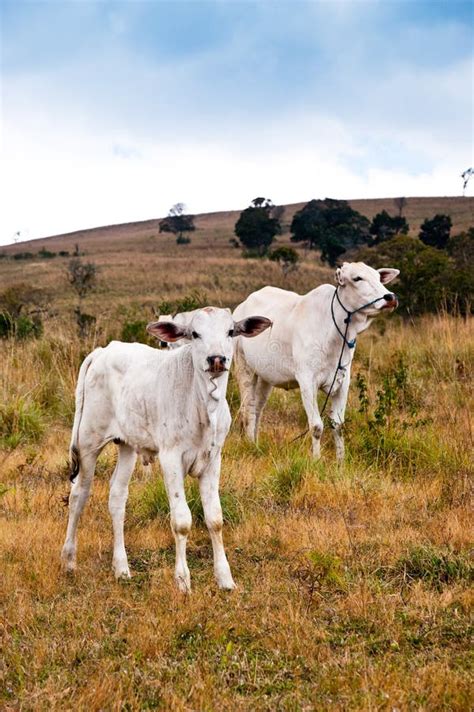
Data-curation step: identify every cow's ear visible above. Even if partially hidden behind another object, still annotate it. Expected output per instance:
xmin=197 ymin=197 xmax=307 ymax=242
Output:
xmin=378 ymin=268 xmax=400 ymax=284
xmin=233 ymin=316 xmax=272 ymax=338
xmin=147 ymin=321 xmax=188 ymax=342
xmin=335 ymin=266 xmax=345 ymax=285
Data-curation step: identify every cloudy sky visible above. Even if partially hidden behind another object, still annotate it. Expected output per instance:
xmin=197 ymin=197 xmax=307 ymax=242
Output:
xmin=1 ymin=0 xmax=472 ymax=244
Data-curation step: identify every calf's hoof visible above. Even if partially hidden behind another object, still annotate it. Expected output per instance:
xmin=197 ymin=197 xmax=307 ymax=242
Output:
xmin=113 ymin=561 xmax=131 ymax=580
xmin=175 ymin=573 xmax=192 ymax=594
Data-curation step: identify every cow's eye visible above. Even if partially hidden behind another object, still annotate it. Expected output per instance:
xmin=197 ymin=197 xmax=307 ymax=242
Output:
xmin=191 ymin=331 xmax=200 ymax=339
xmin=353 ymin=276 xmax=363 ymax=282
xmin=228 ymin=329 xmax=234 ymax=337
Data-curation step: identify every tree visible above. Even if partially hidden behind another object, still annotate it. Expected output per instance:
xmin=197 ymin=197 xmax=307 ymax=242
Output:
xmin=269 ymin=246 xmax=299 ymax=277
xmin=159 ymin=203 xmax=195 ymax=244
xmin=461 ymin=168 xmax=473 ymax=196
xmin=419 ymin=214 xmax=452 ymax=250
xmin=67 ymin=254 xmax=98 ymax=337
xmin=290 ymin=198 xmax=370 ymax=266
xmin=234 ymin=197 xmax=282 ymax=256
xmin=369 ymin=210 xmax=409 ymax=245
xmin=393 ymin=197 xmax=407 ymax=217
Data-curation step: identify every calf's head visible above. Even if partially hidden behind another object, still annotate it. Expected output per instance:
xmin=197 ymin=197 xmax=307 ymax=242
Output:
xmin=335 ymin=262 xmax=399 ymax=315
xmin=147 ymin=307 xmax=271 ymax=375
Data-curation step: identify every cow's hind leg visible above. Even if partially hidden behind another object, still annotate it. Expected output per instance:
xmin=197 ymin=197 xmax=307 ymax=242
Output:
xmin=160 ymin=450 xmax=192 ymax=593
xmin=253 ymin=377 xmax=273 ymax=444
xmin=109 ymin=443 xmax=137 ymax=578
xmin=61 ymin=448 xmax=100 ymax=572
xmin=233 ymin=343 xmax=258 ymax=441
xmin=199 ymin=453 xmax=235 ymax=590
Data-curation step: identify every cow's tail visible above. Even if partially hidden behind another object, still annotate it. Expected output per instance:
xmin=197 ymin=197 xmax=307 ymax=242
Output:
xmin=69 ymin=350 xmax=99 ymax=483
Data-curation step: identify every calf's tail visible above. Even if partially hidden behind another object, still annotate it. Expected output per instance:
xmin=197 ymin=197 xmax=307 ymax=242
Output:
xmin=69 ymin=350 xmax=99 ymax=482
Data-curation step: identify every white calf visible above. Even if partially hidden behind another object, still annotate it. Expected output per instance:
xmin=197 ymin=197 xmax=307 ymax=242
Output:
xmin=61 ymin=307 xmax=271 ymax=591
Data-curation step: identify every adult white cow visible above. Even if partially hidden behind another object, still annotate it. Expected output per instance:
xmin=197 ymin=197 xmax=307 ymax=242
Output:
xmin=61 ymin=307 xmax=271 ymax=591
xmin=233 ymin=262 xmax=399 ymax=460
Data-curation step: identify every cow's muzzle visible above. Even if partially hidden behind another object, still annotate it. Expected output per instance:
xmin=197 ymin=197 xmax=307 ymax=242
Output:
xmin=381 ymin=293 xmax=398 ymax=310
xmin=206 ymin=355 xmax=228 ymax=374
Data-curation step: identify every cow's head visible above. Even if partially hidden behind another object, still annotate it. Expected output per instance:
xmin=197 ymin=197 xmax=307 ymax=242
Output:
xmin=147 ymin=307 xmax=272 ymax=376
xmin=335 ymin=262 xmax=400 ymax=315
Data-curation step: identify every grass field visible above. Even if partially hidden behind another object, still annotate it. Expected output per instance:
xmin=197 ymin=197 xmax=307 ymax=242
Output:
xmin=0 ymin=202 xmax=473 ymax=710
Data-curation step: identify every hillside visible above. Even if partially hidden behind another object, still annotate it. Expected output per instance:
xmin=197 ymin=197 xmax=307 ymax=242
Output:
xmin=3 ymin=196 xmax=474 ymax=255
xmin=0 ymin=196 xmax=472 ymax=320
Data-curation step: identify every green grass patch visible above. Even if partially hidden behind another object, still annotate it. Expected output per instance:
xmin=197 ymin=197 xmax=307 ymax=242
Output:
xmin=130 ymin=476 xmax=244 ymax=527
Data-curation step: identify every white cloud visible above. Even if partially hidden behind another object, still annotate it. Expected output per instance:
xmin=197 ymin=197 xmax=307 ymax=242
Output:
xmin=1 ymin=3 xmax=472 ymax=244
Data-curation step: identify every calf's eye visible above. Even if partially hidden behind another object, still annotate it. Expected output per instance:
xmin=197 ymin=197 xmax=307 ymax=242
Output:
xmin=228 ymin=329 xmax=234 ymax=337
xmin=353 ymin=277 xmax=363 ymax=282
xmin=192 ymin=331 xmax=200 ymax=339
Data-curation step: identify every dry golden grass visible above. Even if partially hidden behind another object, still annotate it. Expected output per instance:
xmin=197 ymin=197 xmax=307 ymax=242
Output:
xmin=0 ymin=240 xmax=473 ymax=709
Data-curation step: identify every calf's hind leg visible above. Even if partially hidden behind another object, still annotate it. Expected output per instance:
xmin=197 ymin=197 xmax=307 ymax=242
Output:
xmin=61 ymin=448 xmax=100 ymax=572
xmin=108 ymin=443 xmax=137 ymax=578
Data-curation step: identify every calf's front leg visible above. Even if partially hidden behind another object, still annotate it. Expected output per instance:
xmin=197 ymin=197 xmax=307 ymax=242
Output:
xmin=199 ymin=452 xmax=235 ymax=590
xmin=108 ymin=443 xmax=137 ymax=578
xmin=160 ymin=450 xmax=192 ymax=593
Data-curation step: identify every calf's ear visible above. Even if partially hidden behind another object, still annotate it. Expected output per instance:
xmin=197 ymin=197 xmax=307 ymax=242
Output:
xmin=147 ymin=321 xmax=188 ymax=342
xmin=378 ymin=268 xmax=400 ymax=284
xmin=233 ymin=316 xmax=272 ymax=338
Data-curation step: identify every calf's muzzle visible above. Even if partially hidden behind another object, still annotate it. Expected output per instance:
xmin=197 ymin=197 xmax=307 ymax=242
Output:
xmin=207 ymin=355 xmax=227 ymax=373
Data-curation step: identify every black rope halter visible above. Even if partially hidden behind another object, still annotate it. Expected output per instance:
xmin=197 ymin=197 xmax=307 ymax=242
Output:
xmin=320 ymin=288 xmax=386 ymax=415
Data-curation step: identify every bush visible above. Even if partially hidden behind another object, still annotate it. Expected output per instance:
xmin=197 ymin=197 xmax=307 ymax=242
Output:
xmin=0 ymin=397 xmax=46 ymax=449
xmin=269 ymin=246 xmax=299 ymax=276
xmin=13 ymin=252 xmax=34 ymax=260
xmin=155 ymin=290 xmax=208 ymax=316
xmin=121 ymin=319 xmax=150 ymax=344
xmin=38 ymin=248 xmax=56 ymax=259
xmin=419 ymin=214 xmax=452 ymax=249
xmin=356 ymin=235 xmax=469 ymax=315
xmin=369 ymin=210 xmax=409 ymax=244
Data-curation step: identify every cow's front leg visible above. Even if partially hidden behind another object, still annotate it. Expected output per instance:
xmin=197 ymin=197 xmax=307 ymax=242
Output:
xmin=297 ymin=372 xmax=323 ymax=458
xmin=327 ymin=373 xmax=350 ymax=462
xmin=199 ymin=452 xmax=235 ymax=590
xmin=160 ymin=450 xmax=192 ymax=593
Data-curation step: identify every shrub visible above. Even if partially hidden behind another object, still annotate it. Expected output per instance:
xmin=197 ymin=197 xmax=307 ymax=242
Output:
xmin=419 ymin=214 xmax=452 ymax=249
xmin=38 ymin=248 xmax=56 ymax=259
xmin=269 ymin=246 xmax=299 ymax=276
xmin=13 ymin=252 xmax=34 ymax=260
xmin=356 ymin=235 xmax=468 ymax=315
xmin=369 ymin=210 xmax=409 ymax=244
xmin=155 ymin=290 xmax=208 ymax=316
xmin=0 ymin=397 xmax=46 ymax=449
xmin=121 ymin=319 xmax=149 ymax=344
